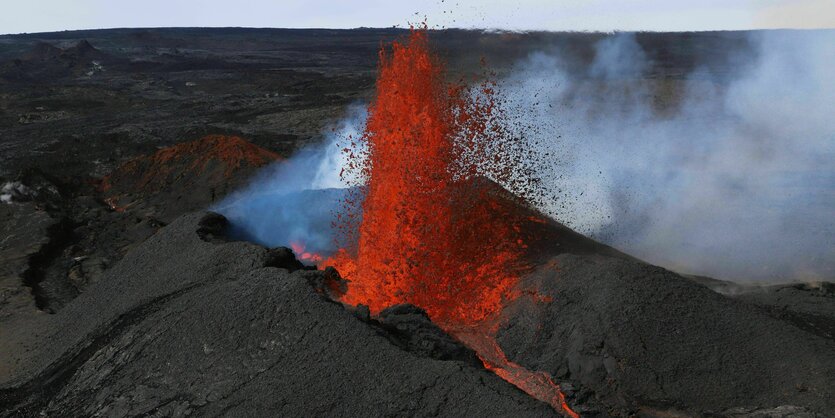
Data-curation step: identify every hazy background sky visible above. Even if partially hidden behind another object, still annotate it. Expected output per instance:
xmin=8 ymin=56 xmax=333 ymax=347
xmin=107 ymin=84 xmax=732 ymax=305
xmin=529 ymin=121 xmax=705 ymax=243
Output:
xmin=1 ymin=0 xmax=834 ymax=35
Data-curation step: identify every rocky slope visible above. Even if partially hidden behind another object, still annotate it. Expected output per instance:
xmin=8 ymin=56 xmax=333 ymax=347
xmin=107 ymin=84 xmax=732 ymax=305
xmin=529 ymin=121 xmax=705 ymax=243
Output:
xmin=2 ymin=134 xmax=833 ymax=417
xmin=496 ymin=255 xmax=835 ymax=416
xmin=0 ymin=212 xmax=555 ymax=417
xmin=0 ymin=136 xmax=278 ymax=319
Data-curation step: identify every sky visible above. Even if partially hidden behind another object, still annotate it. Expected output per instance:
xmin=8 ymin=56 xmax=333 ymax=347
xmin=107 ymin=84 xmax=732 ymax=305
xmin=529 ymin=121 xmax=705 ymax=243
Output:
xmin=1 ymin=0 xmax=834 ymax=35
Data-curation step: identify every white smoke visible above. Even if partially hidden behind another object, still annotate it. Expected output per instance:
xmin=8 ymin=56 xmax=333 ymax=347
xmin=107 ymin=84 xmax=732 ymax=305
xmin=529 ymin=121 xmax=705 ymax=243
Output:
xmin=499 ymin=30 xmax=835 ymax=281
xmin=212 ymin=104 xmax=367 ymax=254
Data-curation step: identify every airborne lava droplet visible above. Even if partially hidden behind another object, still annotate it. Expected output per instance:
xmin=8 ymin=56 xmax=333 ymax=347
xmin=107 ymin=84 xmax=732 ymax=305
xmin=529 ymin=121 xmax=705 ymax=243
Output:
xmin=324 ymin=26 xmax=577 ymax=416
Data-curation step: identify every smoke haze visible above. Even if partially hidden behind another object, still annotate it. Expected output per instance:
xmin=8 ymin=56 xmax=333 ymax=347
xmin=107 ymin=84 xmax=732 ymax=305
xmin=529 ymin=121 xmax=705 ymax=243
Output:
xmin=500 ymin=30 xmax=835 ymax=281
xmin=219 ymin=30 xmax=834 ymax=281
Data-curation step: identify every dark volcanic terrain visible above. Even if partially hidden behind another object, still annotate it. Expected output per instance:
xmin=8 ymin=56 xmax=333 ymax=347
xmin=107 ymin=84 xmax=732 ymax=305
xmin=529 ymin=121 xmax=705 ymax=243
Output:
xmin=0 ymin=28 xmax=832 ymax=417
xmin=0 ymin=27 xmax=757 ymax=319
xmin=0 ymin=28 xmax=754 ymax=178
xmin=0 ymin=212 xmax=555 ymax=417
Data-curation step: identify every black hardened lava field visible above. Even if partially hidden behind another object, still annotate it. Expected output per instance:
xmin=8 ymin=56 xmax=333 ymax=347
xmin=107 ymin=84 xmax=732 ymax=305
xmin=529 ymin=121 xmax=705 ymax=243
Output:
xmin=1 ymin=28 xmax=833 ymax=418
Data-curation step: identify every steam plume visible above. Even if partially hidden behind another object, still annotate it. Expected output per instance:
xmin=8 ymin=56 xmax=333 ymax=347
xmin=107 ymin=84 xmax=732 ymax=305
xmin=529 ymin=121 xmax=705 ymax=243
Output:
xmin=500 ymin=30 xmax=835 ymax=281
xmin=212 ymin=104 xmax=367 ymax=255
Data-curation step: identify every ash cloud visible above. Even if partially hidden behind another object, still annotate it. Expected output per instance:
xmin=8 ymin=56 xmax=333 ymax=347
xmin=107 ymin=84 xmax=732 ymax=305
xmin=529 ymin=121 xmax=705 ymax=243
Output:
xmin=500 ymin=30 xmax=835 ymax=281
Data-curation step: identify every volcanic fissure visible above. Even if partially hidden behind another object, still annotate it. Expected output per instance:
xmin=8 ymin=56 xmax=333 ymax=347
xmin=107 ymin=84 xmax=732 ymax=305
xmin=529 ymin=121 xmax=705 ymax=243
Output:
xmin=318 ymin=27 xmax=578 ymax=417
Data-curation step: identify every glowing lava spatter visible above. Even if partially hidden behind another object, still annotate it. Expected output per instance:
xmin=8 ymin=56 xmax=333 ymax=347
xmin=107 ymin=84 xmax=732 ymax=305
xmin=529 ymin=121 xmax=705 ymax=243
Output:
xmin=324 ymin=26 xmax=577 ymax=417
xmin=290 ymin=241 xmax=323 ymax=263
xmin=328 ymin=27 xmax=527 ymax=325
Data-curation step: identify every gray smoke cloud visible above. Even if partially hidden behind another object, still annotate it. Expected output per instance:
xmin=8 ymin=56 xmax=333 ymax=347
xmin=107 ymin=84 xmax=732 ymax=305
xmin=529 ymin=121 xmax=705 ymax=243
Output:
xmin=499 ymin=30 xmax=835 ymax=281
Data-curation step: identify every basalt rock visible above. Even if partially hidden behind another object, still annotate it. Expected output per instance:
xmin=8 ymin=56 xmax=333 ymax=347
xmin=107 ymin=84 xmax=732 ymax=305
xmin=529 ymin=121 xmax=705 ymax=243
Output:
xmin=263 ymin=246 xmax=306 ymax=272
xmin=375 ymin=304 xmax=482 ymax=367
xmin=195 ymin=210 xmax=229 ymax=243
xmin=0 ymin=212 xmax=556 ymax=417
xmin=496 ymin=253 xmax=835 ymax=416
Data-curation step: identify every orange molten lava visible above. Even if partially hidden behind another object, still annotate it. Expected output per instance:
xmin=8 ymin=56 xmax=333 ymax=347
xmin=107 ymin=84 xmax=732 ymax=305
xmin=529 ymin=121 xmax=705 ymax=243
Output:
xmin=327 ymin=27 xmax=527 ymax=326
xmin=456 ymin=328 xmax=580 ymax=418
xmin=324 ymin=27 xmax=577 ymax=417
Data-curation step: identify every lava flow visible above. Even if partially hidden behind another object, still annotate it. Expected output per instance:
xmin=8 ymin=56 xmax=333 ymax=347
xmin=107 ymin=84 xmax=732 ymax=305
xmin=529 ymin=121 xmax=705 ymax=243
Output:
xmin=457 ymin=327 xmax=580 ymax=418
xmin=324 ymin=26 xmax=577 ymax=416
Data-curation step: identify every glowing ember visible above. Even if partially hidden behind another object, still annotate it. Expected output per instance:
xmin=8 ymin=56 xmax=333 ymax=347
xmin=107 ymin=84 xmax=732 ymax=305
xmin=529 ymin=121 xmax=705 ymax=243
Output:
xmin=290 ymin=241 xmax=324 ymax=263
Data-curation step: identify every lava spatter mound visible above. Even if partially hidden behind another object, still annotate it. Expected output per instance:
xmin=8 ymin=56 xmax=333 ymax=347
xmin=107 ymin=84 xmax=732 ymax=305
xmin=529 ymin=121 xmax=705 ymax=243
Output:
xmin=100 ymin=135 xmax=280 ymax=221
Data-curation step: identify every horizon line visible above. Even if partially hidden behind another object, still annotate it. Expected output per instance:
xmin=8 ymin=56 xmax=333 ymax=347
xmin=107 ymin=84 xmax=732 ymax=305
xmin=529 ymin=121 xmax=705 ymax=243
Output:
xmin=3 ymin=25 xmax=834 ymax=38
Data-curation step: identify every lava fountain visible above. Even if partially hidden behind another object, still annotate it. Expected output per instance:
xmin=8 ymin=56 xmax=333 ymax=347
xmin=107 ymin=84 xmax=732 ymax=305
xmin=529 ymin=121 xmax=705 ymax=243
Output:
xmin=324 ymin=27 xmax=577 ymax=417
